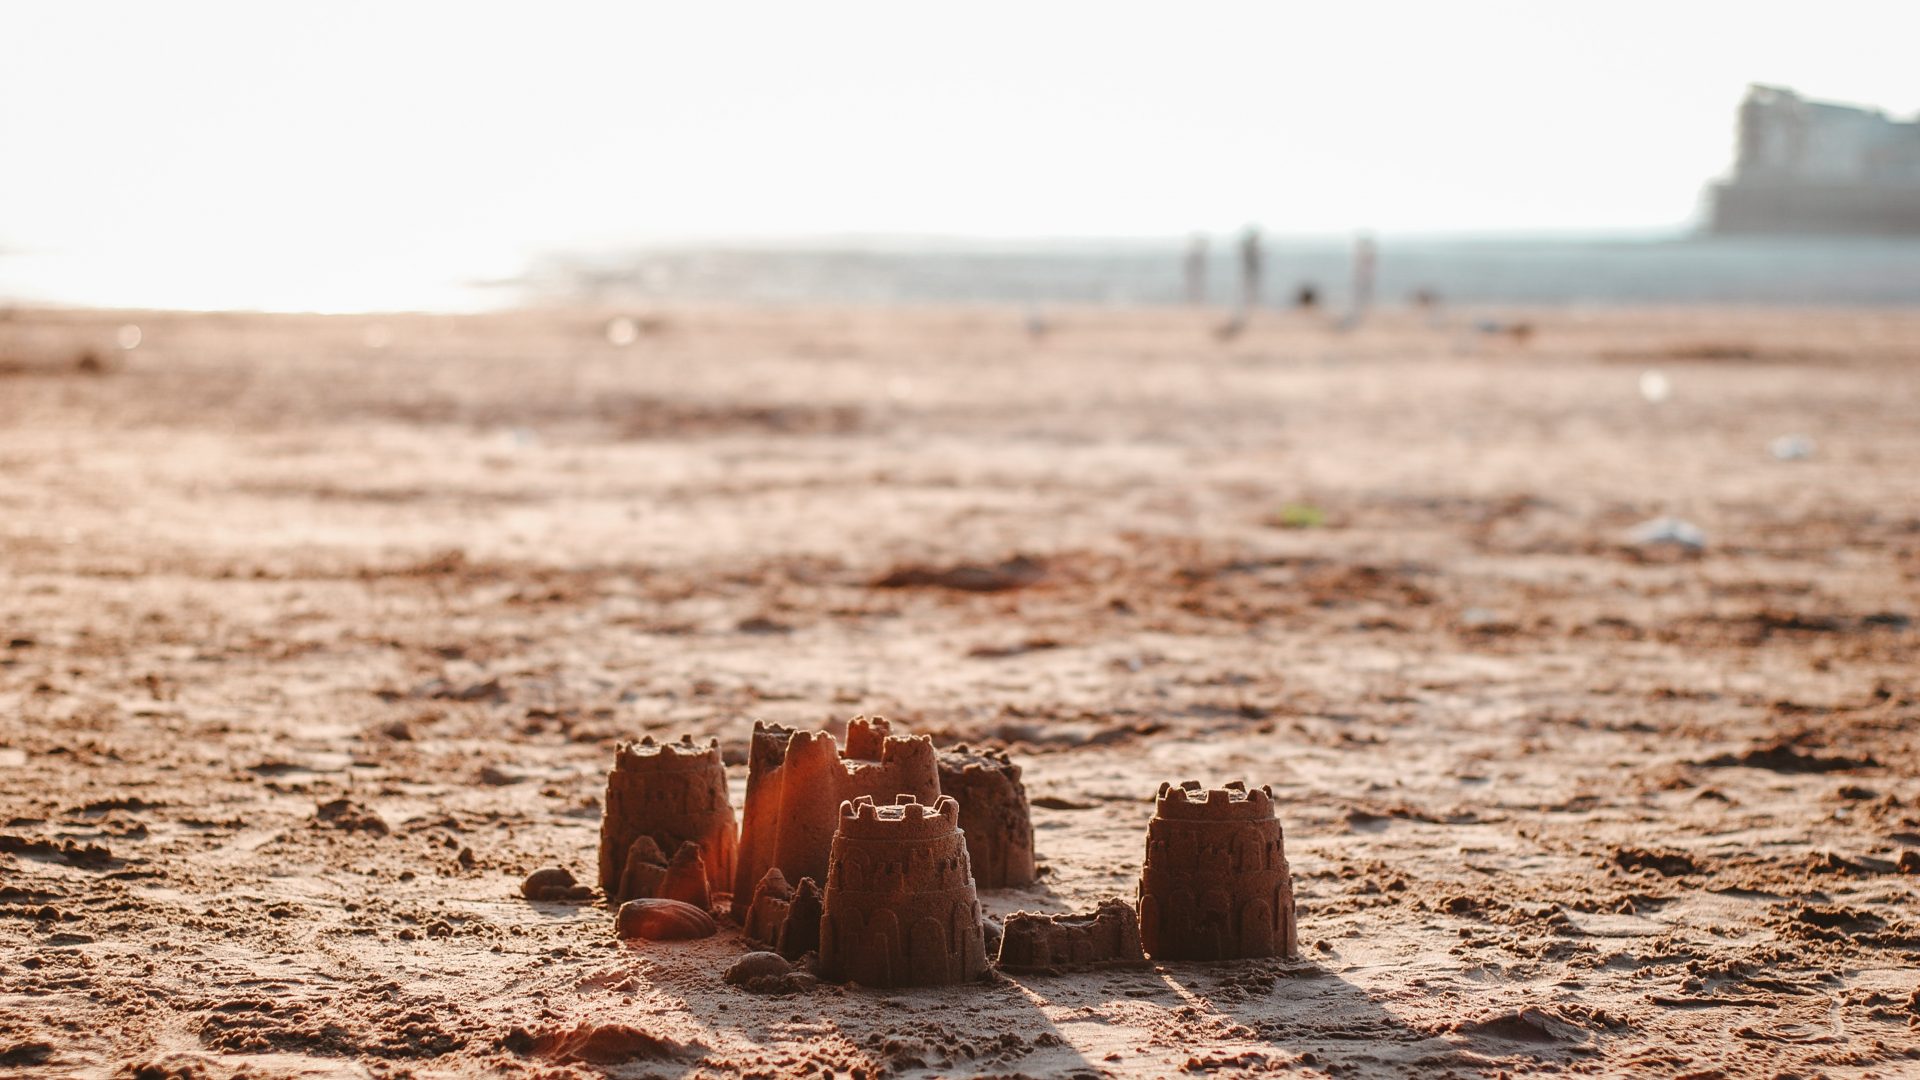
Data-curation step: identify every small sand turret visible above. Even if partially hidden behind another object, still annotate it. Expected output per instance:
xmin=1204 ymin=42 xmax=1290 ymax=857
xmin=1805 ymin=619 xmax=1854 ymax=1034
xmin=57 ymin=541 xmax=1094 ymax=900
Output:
xmin=742 ymin=867 xmax=793 ymax=947
xmin=614 ymin=835 xmax=668 ymax=901
xmin=1137 ymin=780 xmax=1296 ymax=961
xmin=659 ymin=841 xmax=711 ymax=910
xmin=936 ymin=744 xmax=1036 ymax=888
xmin=818 ymin=794 xmax=988 ymax=987
xmin=742 ymin=866 xmax=826 ymax=960
xmin=730 ymin=717 xmax=940 ymax=918
xmin=778 ymin=876 xmax=823 ymax=961
xmin=598 ymin=735 xmax=737 ymax=903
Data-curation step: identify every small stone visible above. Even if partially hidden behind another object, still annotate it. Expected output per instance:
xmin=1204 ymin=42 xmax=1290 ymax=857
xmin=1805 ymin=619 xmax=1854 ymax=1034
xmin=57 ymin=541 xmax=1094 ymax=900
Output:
xmin=522 ymin=867 xmax=593 ymax=902
xmin=724 ymin=951 xmax=792 ymax=986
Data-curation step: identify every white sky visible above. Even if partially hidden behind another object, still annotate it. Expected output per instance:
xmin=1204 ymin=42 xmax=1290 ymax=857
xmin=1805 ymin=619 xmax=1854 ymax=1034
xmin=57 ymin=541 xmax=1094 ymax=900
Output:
xmin=3 ymin=1 xmax=1917 ymax=309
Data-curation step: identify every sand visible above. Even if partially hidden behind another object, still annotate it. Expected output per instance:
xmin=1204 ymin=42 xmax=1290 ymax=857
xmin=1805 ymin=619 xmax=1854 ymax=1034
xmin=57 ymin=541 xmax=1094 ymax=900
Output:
xmin=1 ymin=302 xmax=1917 ymax=1078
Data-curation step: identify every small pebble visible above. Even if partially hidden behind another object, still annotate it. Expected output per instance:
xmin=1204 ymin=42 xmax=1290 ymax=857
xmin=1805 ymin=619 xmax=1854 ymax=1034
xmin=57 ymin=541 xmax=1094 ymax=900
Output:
xmin=521 ymin=867 xmax=593 ymax=902
xmin=724 ymin=951 xmax=791 ymax=985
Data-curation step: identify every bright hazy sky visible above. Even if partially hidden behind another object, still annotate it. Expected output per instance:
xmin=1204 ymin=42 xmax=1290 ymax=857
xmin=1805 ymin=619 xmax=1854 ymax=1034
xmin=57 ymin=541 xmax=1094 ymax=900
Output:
xmin=4 ymin=1 xmax=1917 ymax=309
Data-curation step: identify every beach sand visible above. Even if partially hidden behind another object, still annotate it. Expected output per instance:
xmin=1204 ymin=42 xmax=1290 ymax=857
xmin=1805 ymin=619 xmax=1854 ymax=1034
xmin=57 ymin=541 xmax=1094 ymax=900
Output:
xmin=1 ymin=303 xmax=1916 ymax=1077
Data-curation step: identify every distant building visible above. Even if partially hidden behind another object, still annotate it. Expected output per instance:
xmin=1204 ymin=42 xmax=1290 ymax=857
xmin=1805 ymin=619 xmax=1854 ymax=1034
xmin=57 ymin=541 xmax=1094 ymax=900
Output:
xmin=1707 ymin=85 xmax=1920 ymax=235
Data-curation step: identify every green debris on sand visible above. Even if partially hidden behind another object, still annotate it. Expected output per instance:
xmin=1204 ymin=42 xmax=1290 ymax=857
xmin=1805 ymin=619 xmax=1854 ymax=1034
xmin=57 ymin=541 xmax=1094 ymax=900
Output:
xmin=1268 ymin=503 xmax=1326 ymax=529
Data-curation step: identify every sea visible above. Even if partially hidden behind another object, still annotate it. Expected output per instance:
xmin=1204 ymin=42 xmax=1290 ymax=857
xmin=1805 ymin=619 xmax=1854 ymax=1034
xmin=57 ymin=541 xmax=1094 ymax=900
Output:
xmin=5 ymin=235 xmax=1920 ymax=312
xmin=528 ymin=236 xmax=1920 ymax=310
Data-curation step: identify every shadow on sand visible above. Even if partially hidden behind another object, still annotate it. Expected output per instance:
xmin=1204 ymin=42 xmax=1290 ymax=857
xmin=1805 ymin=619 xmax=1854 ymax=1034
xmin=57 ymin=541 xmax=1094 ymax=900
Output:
xmin=692 ymin=975 xmax=1101 ymax=1078
xmin=1154 ymin=957 xmax=1603 ymax=1075
xmin=537 ymin=937 xmax=1596 ymax=1077
xmin=545 ymin=934 xmax=1100 ymax=1078
xmin=1151 ymin=960 xmax=1487 ymax=1075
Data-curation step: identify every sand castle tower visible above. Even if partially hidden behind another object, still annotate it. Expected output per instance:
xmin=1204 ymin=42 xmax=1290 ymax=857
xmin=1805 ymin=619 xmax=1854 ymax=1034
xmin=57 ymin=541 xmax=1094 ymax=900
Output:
xmin=729 ymin=716 xmax=940 ymax=917
xmin=936 ymin=745 xmax=1036 ymax=888
xmin=597 ymin=735 xmax=737 ymax=903
xmin=1137 ymin=780 xmax=1296 ymax=961
xmin=818 ymin=794 xmax=989 ymax=986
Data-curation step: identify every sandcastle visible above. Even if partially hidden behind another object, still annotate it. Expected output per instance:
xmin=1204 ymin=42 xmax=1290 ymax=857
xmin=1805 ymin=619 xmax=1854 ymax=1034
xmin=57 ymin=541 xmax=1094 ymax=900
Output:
xmin=996 ymin=899 xmax=1147 ymax=973
xmin=598 ymin=735 xmax=737 ymax=904
xmin=818 ymin=794 xmax=989 ymax=987
xmin=936 ymin=745 xmax=1036 ymax=888
xmin=729 ymin=716 xmax=940 ymax=918
xmin=1137 ymin=780 xmax=1296 ymax=961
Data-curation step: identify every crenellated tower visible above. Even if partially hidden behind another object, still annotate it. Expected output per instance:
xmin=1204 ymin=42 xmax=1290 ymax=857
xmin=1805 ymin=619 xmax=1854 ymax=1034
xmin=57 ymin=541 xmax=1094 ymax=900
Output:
xmin=1136 ymin=779 xmax=1296 ymax=961
xmin=597 ymin=735 xmax=737 ymax=903
xmin=817 ymin=794 xmax=988 ymax=987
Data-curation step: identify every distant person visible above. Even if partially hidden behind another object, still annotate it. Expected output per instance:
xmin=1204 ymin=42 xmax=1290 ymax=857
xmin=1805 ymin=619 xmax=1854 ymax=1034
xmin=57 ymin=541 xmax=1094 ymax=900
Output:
xmin=1412 ymin=287 xmax=1442 ymax=327
xmin=1238 ymin=226 xmax=1263 ymax=313
xmin=1294 ymin=284 xmax=1319 ymax=310
xmin=1184 ymin=234 xmax=1208 ymax=305
xmin=1025 ymin=303 xmax=1051 ymax=341
xmin=1342 ymin=232 xmax=1376 ymax=330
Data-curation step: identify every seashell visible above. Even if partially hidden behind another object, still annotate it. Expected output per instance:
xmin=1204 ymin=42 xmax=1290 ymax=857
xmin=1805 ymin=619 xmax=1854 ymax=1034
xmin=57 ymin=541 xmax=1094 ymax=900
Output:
xmin=615 ymin=898 xmax=716 ymax=941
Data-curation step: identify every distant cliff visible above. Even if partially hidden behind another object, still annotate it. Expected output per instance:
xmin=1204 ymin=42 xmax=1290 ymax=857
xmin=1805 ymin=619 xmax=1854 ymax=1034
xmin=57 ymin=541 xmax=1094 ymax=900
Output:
xmin=1707 ymin=85 xmax=1920 ymax=235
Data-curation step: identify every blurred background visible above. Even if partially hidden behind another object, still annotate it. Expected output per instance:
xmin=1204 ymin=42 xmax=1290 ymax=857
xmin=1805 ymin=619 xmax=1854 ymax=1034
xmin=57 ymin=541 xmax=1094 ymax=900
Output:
xmin=4 ymin=0 xmax=1919 ymax=313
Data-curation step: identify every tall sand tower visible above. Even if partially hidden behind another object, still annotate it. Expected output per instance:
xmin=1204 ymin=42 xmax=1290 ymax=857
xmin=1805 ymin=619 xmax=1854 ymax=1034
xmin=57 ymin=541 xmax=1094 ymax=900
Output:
xmin=1137 ymin=779 xmax=1296 ymax=960
xmin=818 ymin=794 xmax=989 ymax=986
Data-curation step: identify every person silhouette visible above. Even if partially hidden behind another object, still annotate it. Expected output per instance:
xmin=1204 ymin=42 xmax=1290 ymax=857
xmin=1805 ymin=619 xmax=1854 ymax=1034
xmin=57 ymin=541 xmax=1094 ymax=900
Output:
xmin=1237 ymin=226 xmax=1263 ymax=314
xmin=1184 ymin=233 xmax=1208 ymax=305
